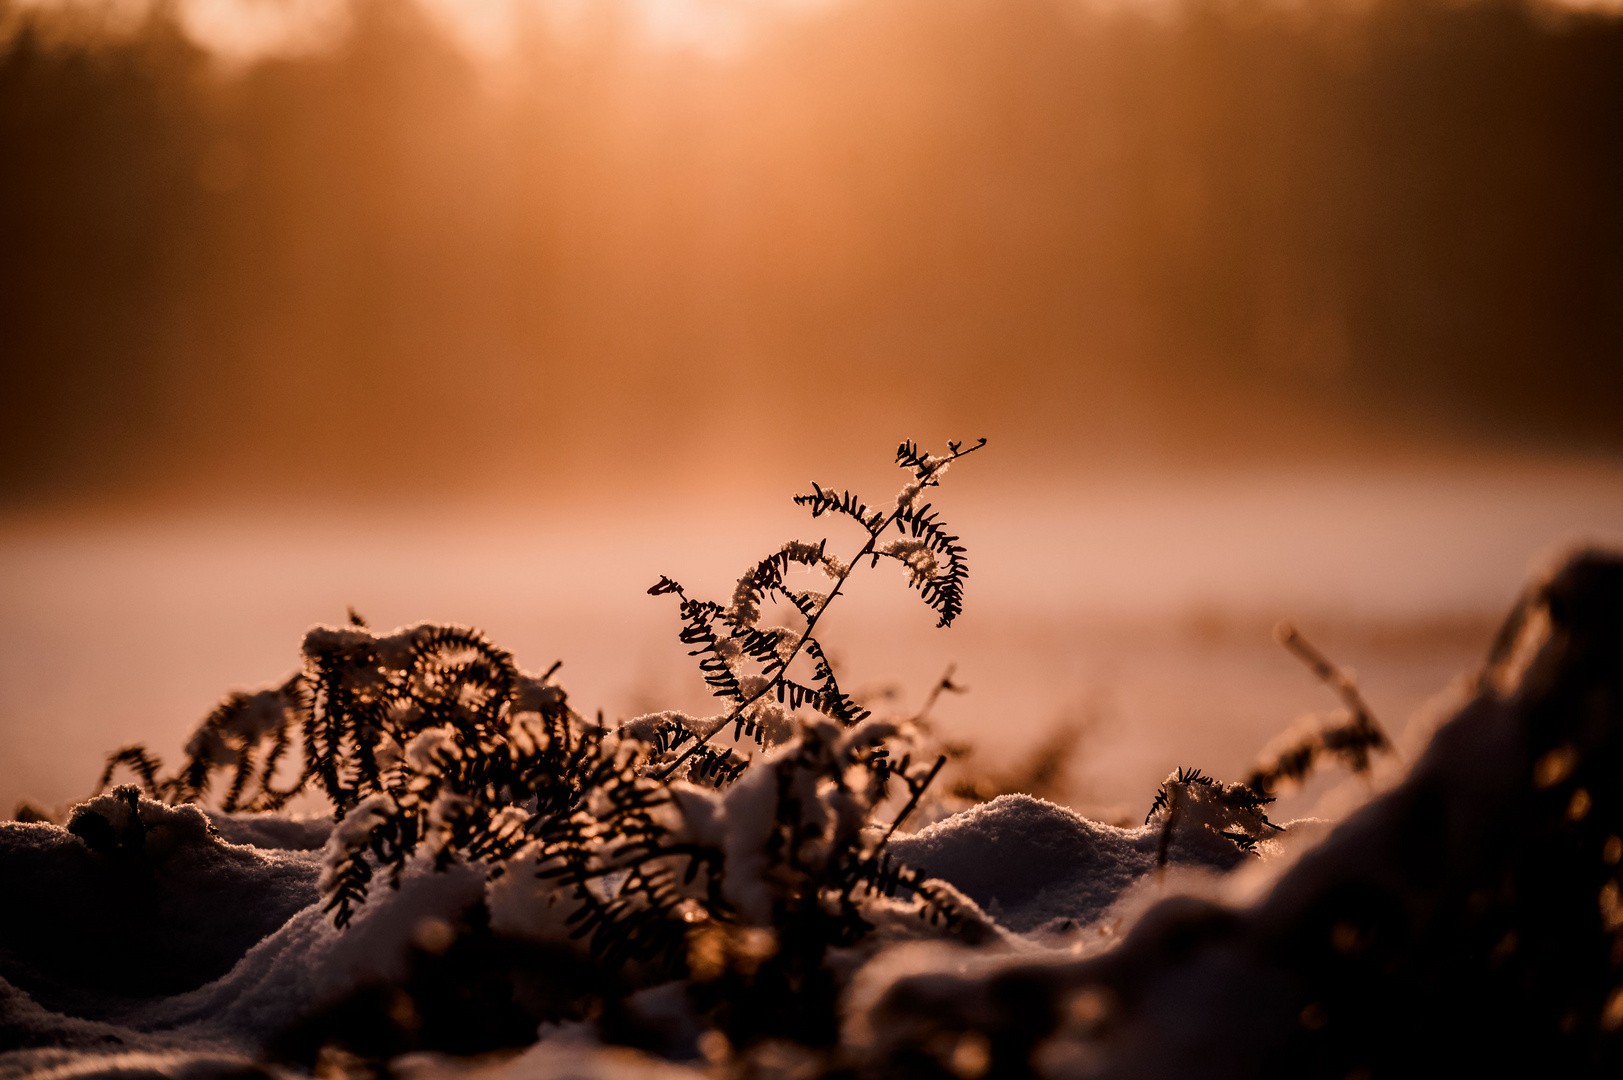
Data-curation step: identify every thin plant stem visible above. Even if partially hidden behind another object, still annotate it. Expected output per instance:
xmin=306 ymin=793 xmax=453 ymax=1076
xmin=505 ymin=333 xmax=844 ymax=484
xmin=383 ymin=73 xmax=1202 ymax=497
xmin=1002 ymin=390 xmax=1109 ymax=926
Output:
xmin=655 ymin=443 xmax=982 ymax=781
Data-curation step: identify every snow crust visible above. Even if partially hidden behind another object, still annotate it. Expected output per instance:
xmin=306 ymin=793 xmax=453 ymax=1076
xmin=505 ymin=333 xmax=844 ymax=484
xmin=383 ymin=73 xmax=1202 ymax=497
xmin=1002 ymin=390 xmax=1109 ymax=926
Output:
xmin=888 ymin=793 xmax=1248 ymax=933
xmin=394 ymin=1040 xmax=706 ymax=1080
xmin=203 ymin=812 xmax=331 ymax=852
xmin=125 ymin=859 xmax=487 ymax=1045
xmin=0 ymin=801 xmax=320 ymax=1020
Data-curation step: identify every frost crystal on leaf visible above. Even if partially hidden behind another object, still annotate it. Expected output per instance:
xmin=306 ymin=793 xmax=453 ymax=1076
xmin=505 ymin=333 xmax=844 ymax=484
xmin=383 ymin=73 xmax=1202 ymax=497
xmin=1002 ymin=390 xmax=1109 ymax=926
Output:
xmin=879 ymin=537 xmax=940 ymax=585
xmin=726 ymin=571 xmax=763 ymax=629
xmin=403 ymin=726 xmax=460 ymax=775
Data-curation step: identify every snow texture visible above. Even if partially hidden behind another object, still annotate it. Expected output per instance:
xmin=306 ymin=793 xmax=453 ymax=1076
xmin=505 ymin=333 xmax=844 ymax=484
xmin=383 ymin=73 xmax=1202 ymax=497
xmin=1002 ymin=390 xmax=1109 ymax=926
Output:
xmin=0 ymin=803 xmax=483 ymax=1066
xmin=617 ymin=712 xmax=725 ymax=744
xmin=0 ymin=1048 xmax=292 ymax=1080
xmin=393 ymin=1038 xmax=707 ymax=1080
xmin=877 ymin=537 xmax=938 ymax=585
xmin=887 ymin=793 xmax=1248 ymax=933
xmin=0 ymin=800 xmax=320 ymax=1020
xmin=122 ymin=858 xmax=486 ymax=1045
xmin=202 ymin=812 xmax=331 ymax=852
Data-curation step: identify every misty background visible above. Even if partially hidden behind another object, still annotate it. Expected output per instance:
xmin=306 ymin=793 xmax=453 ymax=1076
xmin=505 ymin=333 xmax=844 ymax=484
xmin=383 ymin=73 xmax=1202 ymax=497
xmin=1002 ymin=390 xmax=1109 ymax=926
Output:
xmin=2 ymin=0 xmax=1621 ymax=819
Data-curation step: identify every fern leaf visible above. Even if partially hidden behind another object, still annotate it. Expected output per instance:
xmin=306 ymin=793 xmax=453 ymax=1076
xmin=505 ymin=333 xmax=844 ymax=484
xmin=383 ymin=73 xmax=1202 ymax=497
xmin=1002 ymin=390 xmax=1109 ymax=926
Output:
xmin=793 ymin=482 xmax=884 ymax=534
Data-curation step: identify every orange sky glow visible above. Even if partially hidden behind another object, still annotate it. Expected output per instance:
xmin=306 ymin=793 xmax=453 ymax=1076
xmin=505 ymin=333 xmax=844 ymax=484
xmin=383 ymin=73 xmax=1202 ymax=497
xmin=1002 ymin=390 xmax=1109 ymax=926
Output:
xmin=2 ymin=0 xmax=1621 ymax=821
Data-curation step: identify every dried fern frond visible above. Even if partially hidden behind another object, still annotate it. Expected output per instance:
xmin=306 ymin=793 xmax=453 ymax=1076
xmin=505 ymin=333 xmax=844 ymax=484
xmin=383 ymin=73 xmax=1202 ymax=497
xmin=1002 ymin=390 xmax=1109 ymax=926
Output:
xmin=651 ymin=438 xmax=985 ymax=782
xmin=1245 ymin=621 xmax=1392 ymax=796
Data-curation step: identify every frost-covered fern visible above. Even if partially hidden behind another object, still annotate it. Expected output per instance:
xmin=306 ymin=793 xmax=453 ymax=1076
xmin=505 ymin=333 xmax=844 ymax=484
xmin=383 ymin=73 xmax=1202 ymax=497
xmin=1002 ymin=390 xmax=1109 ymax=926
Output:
xmin=96 ymin=439 xmax=990 ymax=1009
xmin=641 ymin=436 xmax=985 ymax=781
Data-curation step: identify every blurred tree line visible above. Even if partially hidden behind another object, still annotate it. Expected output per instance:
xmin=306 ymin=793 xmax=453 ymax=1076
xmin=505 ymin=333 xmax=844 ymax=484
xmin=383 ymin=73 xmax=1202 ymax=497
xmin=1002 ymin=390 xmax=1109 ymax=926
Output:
xmin=1 ymin=0 xmax=1619 ymax=503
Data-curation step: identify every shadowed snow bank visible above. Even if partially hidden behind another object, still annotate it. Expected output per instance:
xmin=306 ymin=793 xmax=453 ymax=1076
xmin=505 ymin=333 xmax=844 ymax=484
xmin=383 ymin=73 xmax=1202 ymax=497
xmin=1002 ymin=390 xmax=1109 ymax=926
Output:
xmin=889 ymin=794 xmax=1253 ymax=934
xmin=0 ymin=796 xmax=320 ymax=1019
xmin=851 ymin=549 xmax=1623 ymax=1078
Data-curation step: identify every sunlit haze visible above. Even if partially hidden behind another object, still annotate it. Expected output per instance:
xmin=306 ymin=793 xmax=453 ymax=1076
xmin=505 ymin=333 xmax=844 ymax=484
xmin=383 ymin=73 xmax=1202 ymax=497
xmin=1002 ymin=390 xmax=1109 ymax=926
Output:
xmin=2 ymin=0 xmax=1621 ymax=821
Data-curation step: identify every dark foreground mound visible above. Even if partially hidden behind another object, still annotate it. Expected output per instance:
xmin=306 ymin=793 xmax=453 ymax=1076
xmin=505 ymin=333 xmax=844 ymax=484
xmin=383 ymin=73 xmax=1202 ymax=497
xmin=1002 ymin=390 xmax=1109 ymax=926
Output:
xmin=856 ymin=550 xmax=1623 ymax=1078
xmin=0 ymin=797 xmax=320 ymax=1020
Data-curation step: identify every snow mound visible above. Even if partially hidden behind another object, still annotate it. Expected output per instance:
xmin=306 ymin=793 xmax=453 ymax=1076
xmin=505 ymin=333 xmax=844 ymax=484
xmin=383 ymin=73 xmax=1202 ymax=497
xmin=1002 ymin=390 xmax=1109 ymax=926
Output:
xmin=203 ymin=812 xmax=331 ymax=852
xmin=126 ymin=859 xmax=487 ymax=1046
xmin=394 ymin=1037 xmax=708 ymax=1080
xmin=1 ymin=1049 xmax=289 ymax=1080
xmin=0 ymin=976 xmax=172 ymax=1068
xmin=888 ymin=793 xmax=1249 ymax=933
xmin=0 ymin=797 xmax=320 ymax=1020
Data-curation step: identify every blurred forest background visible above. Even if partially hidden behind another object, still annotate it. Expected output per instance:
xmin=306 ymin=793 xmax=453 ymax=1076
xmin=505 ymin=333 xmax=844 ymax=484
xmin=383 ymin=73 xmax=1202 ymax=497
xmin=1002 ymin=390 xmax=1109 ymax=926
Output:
xmin=1 ymin=0 xmax=1620 ymax=505
xmin=2 ymin=0 xmax=1622 ymax=819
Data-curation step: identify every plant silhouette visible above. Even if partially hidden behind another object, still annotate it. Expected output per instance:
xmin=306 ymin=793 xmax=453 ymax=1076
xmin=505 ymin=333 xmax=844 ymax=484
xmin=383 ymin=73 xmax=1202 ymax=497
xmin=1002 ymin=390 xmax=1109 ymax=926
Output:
xmin=95 ymin=441 xmax=991 ymax=1041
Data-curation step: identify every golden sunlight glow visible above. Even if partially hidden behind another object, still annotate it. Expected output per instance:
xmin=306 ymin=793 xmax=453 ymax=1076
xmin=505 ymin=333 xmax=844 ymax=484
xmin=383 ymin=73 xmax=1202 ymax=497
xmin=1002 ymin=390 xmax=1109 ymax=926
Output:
xmin=177 ymin=0 xmax=350 ymax=61
xmin=84 ymin=0 xmax=849 ymax=62
xmin=18 ymin=0 xmax=1620 ymax=65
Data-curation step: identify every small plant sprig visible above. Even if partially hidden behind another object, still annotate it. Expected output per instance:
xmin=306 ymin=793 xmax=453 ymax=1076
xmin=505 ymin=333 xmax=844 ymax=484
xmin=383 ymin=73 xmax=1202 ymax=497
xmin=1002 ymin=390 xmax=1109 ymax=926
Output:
xmin=1145 ymin=766 xmax=1282 ymax=866
xmin=1142 ymin=626 xmax=1389 ymax=866
xmin=1245 ymin=620 xmax=1391 ymax=795
xmin=98 ymin=675 xmax=305 ymax=812
xmin=645 ymin=438 xmax=985 ymax=782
